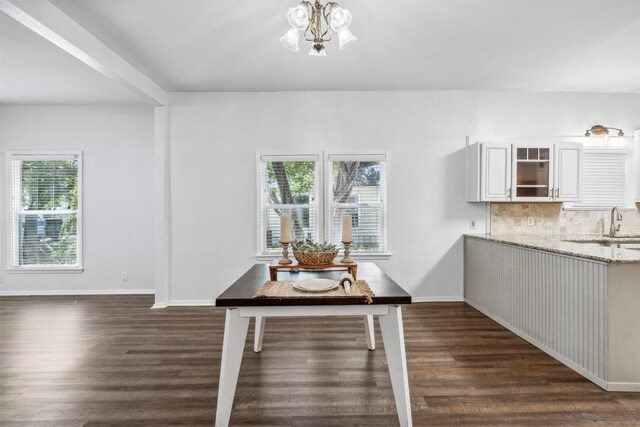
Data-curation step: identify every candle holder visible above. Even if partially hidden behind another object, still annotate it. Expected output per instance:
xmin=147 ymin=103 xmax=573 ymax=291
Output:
xmin=341 ymin=241 xmax=353 ymax=264
xmin=279 ymin=241 xmax=293 ymax=265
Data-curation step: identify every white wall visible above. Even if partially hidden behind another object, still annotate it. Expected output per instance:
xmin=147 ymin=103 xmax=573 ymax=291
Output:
xmin=168 ymin=91 xmax=640 ymax=303
xmin=0 ymin=105 xmax=155 ymax=294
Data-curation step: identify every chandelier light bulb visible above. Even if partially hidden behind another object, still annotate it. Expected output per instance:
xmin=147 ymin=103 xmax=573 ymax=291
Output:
xmin=287 ymin=5 xmax=310 ymax=30
xmin=280 ymin=28 xmax=301 ymax=51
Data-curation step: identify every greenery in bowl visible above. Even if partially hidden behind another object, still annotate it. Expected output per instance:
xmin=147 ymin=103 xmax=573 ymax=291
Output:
xmin=290 ymin=239 xmax=338 ymax=253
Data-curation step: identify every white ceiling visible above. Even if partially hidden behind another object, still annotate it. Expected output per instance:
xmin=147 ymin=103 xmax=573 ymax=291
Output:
xmin=0 ymin=13 xmax=142 ymax=104
xmin=2 ymin=0 xmax=640 ymax=104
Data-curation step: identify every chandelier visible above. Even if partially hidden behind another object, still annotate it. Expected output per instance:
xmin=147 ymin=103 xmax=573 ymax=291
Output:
xmin=280 ymin=1 xmax=357 ymax=56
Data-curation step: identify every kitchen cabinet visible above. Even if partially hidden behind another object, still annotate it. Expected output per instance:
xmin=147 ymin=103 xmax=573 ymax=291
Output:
xmin=466 ymin=142 xmax=511 ymax=202
xmin=511 ymin=143 xmax=554 ymax=201
xmin=554 ymin=143 xmax=583 ymax=201
xmin=467 ymin=140 xmax=583 ymax=202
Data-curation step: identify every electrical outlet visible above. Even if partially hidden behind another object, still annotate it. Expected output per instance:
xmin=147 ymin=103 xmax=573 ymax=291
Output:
xmin=470 ymin=219 xmax=477 ymax=230
xmin=527 ymin=217 xmax=535 ymax=226
xmin=121 ymin=272 xmax=128 ymax=281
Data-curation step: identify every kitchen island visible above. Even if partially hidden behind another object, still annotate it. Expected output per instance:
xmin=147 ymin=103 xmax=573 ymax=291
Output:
xmin=464 ymin=234 xmax=640 ymax=392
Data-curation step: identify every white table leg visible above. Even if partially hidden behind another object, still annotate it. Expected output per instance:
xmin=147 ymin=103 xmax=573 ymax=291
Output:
xmin=254 ymin=316 xmax=265 ymax=353
xmin=364 ymin=315 xmax=375 ymax=350
xmin=379 ymin=305 xmax=412 ymax=427
xmin=215 ymin=308 xmax=250 ymax=427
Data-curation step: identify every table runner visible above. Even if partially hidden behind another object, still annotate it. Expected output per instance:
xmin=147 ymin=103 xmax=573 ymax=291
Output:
xmin=254 ymin=280 xmax=374 ymax=304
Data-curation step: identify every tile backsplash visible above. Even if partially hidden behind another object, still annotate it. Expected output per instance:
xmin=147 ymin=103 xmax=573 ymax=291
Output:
xmin=490 ymin=203 xmax=640 ymax=235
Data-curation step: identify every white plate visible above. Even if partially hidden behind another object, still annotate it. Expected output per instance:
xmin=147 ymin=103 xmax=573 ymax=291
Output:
xmin=293 ymin=279 xmax=339 ymax=293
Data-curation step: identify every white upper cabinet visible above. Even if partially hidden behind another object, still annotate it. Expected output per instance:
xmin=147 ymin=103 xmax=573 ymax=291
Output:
xmin=467 ymin=142 xmax=511 ymax=202
xmin=467 ymin=140 xmax=583 ymax=203
xmin=483 ymin=144 xmax=512 ymax=201
xmin=511 ymin=143 xmax=554 ymax=202
xmin=555 ymin=143 xmax=583 ymax=201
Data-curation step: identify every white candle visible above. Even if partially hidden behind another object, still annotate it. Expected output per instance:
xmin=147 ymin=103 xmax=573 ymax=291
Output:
xmin=342 ymin=214 xmax=352 ymax=242
xmin=281 ymin=213 xmax=291 ymax=243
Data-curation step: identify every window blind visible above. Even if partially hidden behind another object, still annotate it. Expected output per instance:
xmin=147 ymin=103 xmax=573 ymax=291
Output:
xmin=327 ymin=157 xmax=387 ymax=252
xmin=572 ymin=151 xmax=627 ymax=208
xmin=257 ymin=155 xmax=320 ymax=254
xmin=9 ymin=153 xmax=81 ymax=268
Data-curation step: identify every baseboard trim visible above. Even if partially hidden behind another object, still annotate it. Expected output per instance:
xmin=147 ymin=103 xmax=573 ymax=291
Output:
xmin=0 ymin=289 xmax=154 ymax=296
xmin=607 ymin=382 xmax=640 ymax=392
xmin=412 ymin=296 xmax=464 ymax=303
xmin=151 ymin=303 xmax=168 ymax=309
xmin=464 ymin=297 xmax=610 ymax=391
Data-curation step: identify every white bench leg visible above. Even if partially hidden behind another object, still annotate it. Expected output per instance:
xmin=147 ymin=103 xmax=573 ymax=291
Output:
xmin=364 ymin=315 xmax=375 ymax=350
xmin=254 ymin=316 xmax=265 ymax=353
xmin=215 ymin=308 xmax=249 ymax=427
xmin=379 ymin=305 xmax=412 ymax=427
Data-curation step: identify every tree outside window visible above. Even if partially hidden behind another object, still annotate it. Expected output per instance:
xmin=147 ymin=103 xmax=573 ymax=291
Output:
xmin=9 ymin=155 xmax=81 ymax=268
xmin=258 ymin=154 xmax=387 ymax=254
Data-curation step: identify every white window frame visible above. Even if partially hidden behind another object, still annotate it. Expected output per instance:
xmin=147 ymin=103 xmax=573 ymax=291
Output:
xmin=325 ymin=153 xmax=389 ymax=258
xmin=5 ymin=151 xmax=84 ymax=273
xmin=563 ymin=138 xmax=636 ymax=210
xmin=256 ymin=151 xmax=390 ymax=260
xmin=256 ymin=153 xmax=322 ymax=257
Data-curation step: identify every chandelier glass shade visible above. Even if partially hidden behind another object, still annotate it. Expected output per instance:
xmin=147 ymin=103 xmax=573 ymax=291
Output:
xmin=280 ymin=1 xmax=357 ymax=55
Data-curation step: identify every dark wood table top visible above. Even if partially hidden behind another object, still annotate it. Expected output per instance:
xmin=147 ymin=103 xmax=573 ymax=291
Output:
xmin=216 ymin=262 xmax=412 ymax=307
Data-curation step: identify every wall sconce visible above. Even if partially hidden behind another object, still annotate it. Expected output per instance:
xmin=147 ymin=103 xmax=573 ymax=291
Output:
xmin=585 ymin=125 xmax=624 ymax=137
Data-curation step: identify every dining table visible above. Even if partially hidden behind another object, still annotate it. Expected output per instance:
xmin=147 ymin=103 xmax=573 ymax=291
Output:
xmin=214 ymin=262 xmax=413 ymax=427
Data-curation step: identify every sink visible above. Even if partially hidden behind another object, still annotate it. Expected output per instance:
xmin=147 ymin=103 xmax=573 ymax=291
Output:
xmin=598 ymin=241 xmax=640 ymax=251
xmin=565 ymin=236 xmax=640 ymax=251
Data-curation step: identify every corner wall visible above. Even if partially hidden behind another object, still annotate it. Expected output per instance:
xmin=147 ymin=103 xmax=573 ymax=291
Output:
xmin=0 ymin=105 xmax=155 ymax=294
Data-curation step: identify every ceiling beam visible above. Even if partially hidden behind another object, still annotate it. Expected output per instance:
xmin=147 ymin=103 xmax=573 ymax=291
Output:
xmin=0 ymin=0 xmax=167 ymax=106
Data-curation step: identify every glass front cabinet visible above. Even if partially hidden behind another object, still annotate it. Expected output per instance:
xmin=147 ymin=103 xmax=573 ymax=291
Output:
xmin=512 ymin=144 xmax=553 ymax=200
xmin=466 ymin=141 xmax=583 ymax=202
xmin=512 ymin=142 xmax=582 ymax=202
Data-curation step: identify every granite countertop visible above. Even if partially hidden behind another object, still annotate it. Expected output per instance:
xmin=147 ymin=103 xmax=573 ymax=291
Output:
xmin=465 ymin=234 xmax=640 ymax=264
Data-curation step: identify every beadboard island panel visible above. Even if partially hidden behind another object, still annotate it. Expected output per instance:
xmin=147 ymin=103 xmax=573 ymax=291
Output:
xmin=464 ymin=235 xmax=640 ymax=391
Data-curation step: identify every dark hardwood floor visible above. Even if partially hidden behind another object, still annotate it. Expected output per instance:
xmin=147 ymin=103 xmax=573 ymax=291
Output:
xmin=1 ymin=296 xmax=639 ymax=426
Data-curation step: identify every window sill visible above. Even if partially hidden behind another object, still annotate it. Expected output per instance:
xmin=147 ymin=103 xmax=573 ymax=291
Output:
xmin=6 ymin=267 xmax=84 ymax=274
xmin=256 ymin=253 xmax=392 ymax=262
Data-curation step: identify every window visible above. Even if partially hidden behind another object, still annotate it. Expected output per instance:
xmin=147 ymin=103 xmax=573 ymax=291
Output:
xmin=7 ymin=152 xmax=82 ymax=271
xmin=257 ymin=152 xmax=388 ymax=256
xmin=345 ymin=194 xmax=360 ymax=227
xmin=257 ymin=155 xmax=319 ymax=254
xmin=326 ymin=155 xmax=387 ymax=252
xmin=568 ymin=148 xmax=633 ymax=209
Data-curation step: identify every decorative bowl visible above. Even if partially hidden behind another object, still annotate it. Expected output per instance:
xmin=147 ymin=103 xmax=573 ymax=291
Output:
xmin=293 ymin=250 xmax=338 ymax=265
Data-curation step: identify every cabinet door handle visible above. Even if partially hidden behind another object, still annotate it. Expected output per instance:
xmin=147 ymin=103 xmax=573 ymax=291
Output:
xmin=549 ymin=188 xmax=553 ymax=198
xmin=507 ymin=188 xmax=512 ymax=199
xmin=555 ymin=188 xmax=559 ymax=198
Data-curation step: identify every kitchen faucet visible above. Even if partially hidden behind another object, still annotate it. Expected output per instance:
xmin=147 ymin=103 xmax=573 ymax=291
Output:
xmin=609 ymin=207 xmax=623 ymax=237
